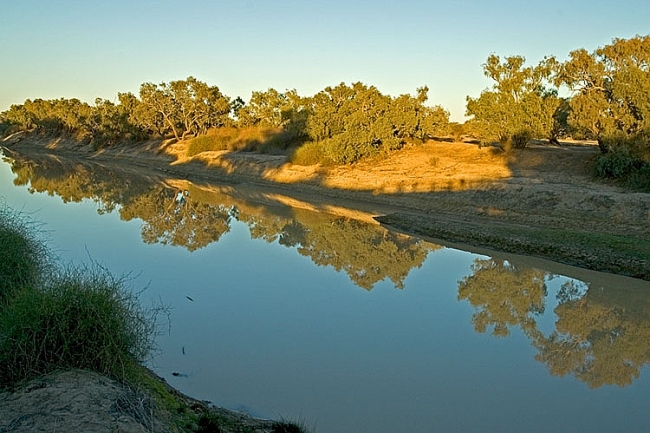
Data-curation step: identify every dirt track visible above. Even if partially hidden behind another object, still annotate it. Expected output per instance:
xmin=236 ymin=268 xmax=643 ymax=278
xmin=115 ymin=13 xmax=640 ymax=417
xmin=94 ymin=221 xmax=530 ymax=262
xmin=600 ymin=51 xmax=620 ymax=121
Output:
xmin=3 ymin=134 xmax=650 ymax=279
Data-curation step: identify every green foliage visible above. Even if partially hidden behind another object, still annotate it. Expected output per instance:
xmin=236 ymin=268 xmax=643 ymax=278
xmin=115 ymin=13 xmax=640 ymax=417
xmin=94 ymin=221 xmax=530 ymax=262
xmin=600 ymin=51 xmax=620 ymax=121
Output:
xmin=0 ymin=96 xmax=147 ymax=147
xmin=510 ymin=129 xmax=533 ymax=149
xmin=195 ymin=411 xmax=223 ymax=432
xmin=557 ymin=35 xmax=650 ymax=149
xmin=0 ymin=262 xmax=159 ymax=388
xmin=595 ymin=131 xmax=650 ymax=190
xmin=449 ymin=122 xmax=465 ymax=142
xmin=0 ymin=203 xmax=161 ymax=389
xmin=304 ymin=82 xmax=448 ymax=164
xmin=236 ymin=88 xmax=307 ymax=131
xmin=289 ymin=140 xmax=328 ymax=165
xmin=138 ymin=76 xmax=231 ymax=141
xmin=466 ymin=54 xmax=560 ymax=146
xmin=187 ymin=126 xmax=298 ymax=157
xmin=1 ymin=77 xmax=451 ymax=163
xmin=0 ymin=203 xmax=50 ymax=307
xmin=187 ymin=132 xmax=234 ymax=154
xmin=0 ymin=119 xmax=16 ymax=137
xmin=271 ymin=418 xmax=311 ymax=433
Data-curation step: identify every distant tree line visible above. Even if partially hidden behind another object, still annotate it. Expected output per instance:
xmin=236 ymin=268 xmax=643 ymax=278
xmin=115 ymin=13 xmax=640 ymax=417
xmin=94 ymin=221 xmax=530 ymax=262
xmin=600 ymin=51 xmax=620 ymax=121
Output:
xmin=1 ymin=35 xmax=648 ymax=185
xmin=0 ymin=78 xmax=449 ymax=164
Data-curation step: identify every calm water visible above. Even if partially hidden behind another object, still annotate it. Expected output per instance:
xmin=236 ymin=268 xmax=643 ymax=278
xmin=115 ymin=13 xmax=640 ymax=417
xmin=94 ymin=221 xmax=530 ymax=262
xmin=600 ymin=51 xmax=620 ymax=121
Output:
xmin=2 ymin=148 xmax=650 ymax=433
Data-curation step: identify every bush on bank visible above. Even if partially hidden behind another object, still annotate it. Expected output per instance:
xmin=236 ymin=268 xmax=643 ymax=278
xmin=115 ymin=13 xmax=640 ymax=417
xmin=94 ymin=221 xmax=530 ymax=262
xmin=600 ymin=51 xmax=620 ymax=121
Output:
xmin=596 ymin=132 xmax=650 ymax=191
xmin=0 ymin=263 xmax=158 ymax=388
xmin=0 ymin=203 xmax=50 ymax=306
xmin=0 ymin=203 xmax=312 ymax=432
xmin=0 ymin=203 xmax=158 ymax=388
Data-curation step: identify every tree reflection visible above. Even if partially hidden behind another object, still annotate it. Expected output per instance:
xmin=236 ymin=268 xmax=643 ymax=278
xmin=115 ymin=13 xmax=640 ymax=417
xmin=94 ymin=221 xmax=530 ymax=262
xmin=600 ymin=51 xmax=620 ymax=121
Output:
xmin=457 ymin=258 xmax=547 ymax=337
xmin=237 ymin=208 xmax=437 ymax=290
xmin=3 ymin=150 xmax=435 ymax=289
xmin=458 ymin=258 xmax=650 ymax=388
xmin=119 ymin=188 xmax=234 ymax=252
xmin=532 ymin=280 xmax=650 ymax=388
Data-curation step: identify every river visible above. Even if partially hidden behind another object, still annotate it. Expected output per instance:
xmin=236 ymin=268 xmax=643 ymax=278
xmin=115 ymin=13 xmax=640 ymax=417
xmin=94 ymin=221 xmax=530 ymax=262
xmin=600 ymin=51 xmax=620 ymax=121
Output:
xmin=1 ymin=148 xmax=649 ymax=433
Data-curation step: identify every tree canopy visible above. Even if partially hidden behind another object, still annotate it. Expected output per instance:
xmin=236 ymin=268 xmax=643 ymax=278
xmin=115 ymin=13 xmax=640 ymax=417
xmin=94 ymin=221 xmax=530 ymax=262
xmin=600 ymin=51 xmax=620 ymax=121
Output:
xmin=556 ymin=36 xmax=650 ymax=146
xmin=465 ymin=54 xmax=562 ymax=147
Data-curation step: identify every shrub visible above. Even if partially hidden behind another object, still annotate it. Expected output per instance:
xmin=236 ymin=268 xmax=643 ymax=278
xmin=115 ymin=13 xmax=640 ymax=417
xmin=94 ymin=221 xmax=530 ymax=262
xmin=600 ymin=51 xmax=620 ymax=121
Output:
xmin=449 ymin=122 xmax=465 ymax=142
xmin=0 ymin=262 xmax=159 ymax=387
xmin=187 ymin=131 xmax=234 ymax=156
xmin=259 ymin=129 xmax=306 ymax=154
xmin=321 ymin=133 xmax=398 ymax=164
xmin=628 ymin=163 xmax=650 ymax=191
xmin=289 ymin=141 xmax=327 ymax=166
xmin=510 ymin=130 xmax=532 ymax=149
xmin=596 ymin=132 xmax=650 ymax=191
xmin=187 ymin=126 xmax=301 ymax=157
xmin=596 ymin=145 xmax=641 ymax=178
xmin=0 ymin=203 xmax=50 ymax=306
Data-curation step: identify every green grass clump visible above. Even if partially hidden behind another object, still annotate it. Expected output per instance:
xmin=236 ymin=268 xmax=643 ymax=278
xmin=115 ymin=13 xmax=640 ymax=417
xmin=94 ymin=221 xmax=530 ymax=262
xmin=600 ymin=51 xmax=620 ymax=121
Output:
xmin=0 ymin=263 xmax=158 ymax=387
xmin=0 ymin=203 xmax=313 ymax=431
xmin=0 ymin=202 xmax=50 ymax=306
xmin=0 ymin=203 xmax=160 ymax=389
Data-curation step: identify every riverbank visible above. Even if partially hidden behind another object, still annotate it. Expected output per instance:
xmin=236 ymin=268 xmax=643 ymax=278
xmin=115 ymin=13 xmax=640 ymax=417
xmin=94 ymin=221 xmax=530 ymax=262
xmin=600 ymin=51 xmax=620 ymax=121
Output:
xmin=0 ymin=200 xmax=309 ymax=433
xmin=2 ymin=133 xmax=649 ymax=280
xmin=0 ymin=367 xmax=306 ymax=432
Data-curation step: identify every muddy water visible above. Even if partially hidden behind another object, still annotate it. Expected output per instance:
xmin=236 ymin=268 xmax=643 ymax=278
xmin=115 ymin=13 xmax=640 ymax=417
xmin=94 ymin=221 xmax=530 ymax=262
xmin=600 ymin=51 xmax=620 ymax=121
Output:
xmin=2 ymin=150 xmax=650 ymax=433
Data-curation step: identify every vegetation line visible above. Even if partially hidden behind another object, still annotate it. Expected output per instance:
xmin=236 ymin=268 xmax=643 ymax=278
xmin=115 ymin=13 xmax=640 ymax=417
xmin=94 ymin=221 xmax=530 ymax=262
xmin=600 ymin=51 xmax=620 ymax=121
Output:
xmin=375 ymin=213 xmax=650 ymax=281
xmin=1 ymin=35 xmax=648 ymax=187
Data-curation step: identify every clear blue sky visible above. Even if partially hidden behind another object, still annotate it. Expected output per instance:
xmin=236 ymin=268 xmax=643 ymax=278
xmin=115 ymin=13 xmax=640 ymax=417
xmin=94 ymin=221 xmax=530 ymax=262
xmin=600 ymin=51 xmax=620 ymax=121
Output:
xmin=1 ymin=0 xmax=648 ymax=121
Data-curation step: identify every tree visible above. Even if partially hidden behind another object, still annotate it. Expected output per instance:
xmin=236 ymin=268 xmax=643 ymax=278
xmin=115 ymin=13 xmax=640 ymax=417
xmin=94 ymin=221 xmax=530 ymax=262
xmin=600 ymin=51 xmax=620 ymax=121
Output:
xmin=138 ymin=77 xmax=231 ymax=141
xmin=237 ymin=207 xmax=437 ymax=290
xmin=390 ymin=86 xmax=449 ymax=141
xmin=237 ymin=88 xmax=292 ymax=128
xmin=466 ymin=54 xmax=561 ymax=147
xmin=557 ymin=35 xmax=650 ymax=153
xmin=304 ymin=82 xmax=447 ymax=164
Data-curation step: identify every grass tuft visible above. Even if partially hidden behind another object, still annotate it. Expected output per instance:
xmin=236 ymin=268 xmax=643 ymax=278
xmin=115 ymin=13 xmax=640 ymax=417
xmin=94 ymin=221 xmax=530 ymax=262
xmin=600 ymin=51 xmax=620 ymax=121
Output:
xmin=0 ymin=203 xmax=163 ymax=389
xmin=0 ymin=201 xmax=50 ymax=307
xmin=0 ymin=262 xmax=160 ymax=387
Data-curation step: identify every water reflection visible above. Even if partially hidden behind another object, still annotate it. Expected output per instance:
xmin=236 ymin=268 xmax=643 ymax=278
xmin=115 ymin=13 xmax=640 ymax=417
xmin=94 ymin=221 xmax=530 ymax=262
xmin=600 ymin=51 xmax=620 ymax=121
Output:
xmin=2 ymin=149 xmax=436 ymax=289
xmin=458 ymin=258 xmax=547 ymax=337
xmin=459 ymin=257 xmax=650 ymax=388
xmin=4 ymin=148 xmax=650 ymax=391
xmin=534 ymin=279 xmax=650 ymax=388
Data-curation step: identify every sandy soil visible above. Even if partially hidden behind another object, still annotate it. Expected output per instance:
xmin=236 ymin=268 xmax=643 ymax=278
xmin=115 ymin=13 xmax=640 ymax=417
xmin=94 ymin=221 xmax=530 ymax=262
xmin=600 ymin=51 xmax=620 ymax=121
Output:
xmin=0 ymin=369 xmax=284 ymax=433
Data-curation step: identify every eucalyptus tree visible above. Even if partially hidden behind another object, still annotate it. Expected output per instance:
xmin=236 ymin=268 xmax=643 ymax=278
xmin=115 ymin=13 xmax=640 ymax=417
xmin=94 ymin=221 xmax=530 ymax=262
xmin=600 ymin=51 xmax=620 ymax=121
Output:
xmin=391 ymin=86 xmax=450 ymax=141
xmin=306 ymin=82 xmax=397 ymax=163
xmin=138 ymin=77 xmax=231 ymax=141
xmin=466 ymin=54 xmax=561 ymax=147
xmin=305 ymin=82 xmax=447 ymax=164
xmin=556 ymin=35 xmax=650 ymax=153
xmin=237 ymin=88 xmax=292 ymax=128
